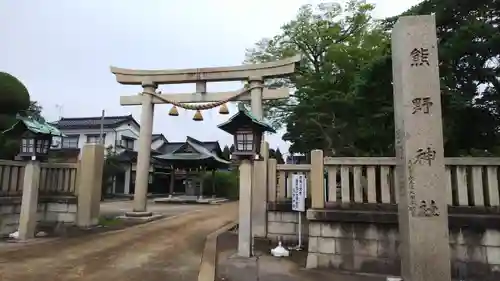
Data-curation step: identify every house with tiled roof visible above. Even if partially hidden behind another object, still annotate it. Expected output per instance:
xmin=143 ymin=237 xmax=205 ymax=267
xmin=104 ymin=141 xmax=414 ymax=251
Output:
xmin=50 ymin=115 xmax=141 ymax=152
xmin=50 ymin=114 xmax=169 ymax=195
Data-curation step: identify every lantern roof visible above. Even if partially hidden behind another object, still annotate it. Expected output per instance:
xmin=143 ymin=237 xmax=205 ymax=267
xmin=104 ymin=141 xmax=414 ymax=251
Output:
xmin=217 ymin=103 xmax=276 ymax=135
xmin=2 ymin=115 xmax=66 ymax=137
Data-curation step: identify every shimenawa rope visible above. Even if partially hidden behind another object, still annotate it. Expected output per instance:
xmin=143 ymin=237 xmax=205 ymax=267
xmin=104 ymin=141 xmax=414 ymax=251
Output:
xmin=141 ymin=85 xmax=263 ymax=110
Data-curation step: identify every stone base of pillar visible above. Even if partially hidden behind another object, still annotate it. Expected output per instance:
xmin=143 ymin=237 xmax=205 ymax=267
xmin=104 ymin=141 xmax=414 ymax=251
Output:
xmin=125 ymin=211 xmax=153 ymax=217
xmin=119 ymin=212 xmax=163 ymax=222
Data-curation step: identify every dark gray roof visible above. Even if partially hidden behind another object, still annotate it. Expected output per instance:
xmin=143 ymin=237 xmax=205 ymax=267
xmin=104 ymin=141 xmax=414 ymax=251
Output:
xmin=52 ymin=115 xmax=139 ymax=130
xmin=155 ymin=137 xmax=229 ymax=167
xmin=115 ymin=149 xmax=162 ymax=164
xmin=156 ymin=136 xmax=221 ymax=155
xmin=152 ymin=134 xmax=168 ymax=143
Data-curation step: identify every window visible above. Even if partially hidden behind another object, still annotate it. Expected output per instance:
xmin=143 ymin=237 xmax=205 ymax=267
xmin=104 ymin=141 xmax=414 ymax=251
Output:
xmin=86 ymin=134 xmax=105 ymax=144
xmin=236 ymin=130 xmax=253 ymax=151
xmin=122 ymin=136 xmax=135 ymax=150
xmin=62 ymin=135 xmax=79 ymax=148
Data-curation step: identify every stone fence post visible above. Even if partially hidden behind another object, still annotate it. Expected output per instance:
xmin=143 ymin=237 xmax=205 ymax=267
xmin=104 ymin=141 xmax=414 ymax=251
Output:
xmin=252 ymin=141 xmax=269 ymax=238
xmin=267 ymin=158 xmax=278 ymax=202
xmin=310 ymin=149 xmax=324 ymax=209
xmin=18 ymin=160 xmax=41 ymax=240
xmin=77 ymin=144 xmax=104 ymax=227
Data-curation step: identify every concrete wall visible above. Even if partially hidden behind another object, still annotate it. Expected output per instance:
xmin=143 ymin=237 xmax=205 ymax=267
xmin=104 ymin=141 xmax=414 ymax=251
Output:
xmin=305 ymin=209 xmax=500 ymax=280
xmin=0 ymin=197 xmax=77 ymax=236
xmin=267 ymin=211 xmax=308 ymax=243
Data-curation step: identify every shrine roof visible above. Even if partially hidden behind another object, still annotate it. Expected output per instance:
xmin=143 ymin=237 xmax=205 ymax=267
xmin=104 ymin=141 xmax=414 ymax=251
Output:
xmin=154 ymin=136 xmax=229 ymax=167
xmin=156 ymin=136 xmax=221 ymax=155
xmin=217 ymin=103 xmax=275 ymax=134
xmin=2 ymin=115 xmax=66 ymax=137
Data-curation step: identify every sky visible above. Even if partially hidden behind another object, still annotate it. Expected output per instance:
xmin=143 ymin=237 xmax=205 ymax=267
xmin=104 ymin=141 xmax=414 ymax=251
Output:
xmin=0 ymin=0 xmax=422 ymax=154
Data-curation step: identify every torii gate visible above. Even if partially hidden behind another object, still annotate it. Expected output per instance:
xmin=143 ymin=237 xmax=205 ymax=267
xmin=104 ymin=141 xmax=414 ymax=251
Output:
xmin=110 ymin=56 xmax=300 ymax=236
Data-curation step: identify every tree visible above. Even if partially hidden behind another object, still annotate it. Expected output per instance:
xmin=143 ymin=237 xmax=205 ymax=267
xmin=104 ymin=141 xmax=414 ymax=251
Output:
xmin=0 ymin=100 xmax=45 ymax=160
xmin=274 ymin=148 xmax=285 ymax=164
xmin=268 ymin=148 xmax=276 ymax=159
xmin=247 ymin=0 xmax=500 ymax=157
xmin=245 ymin=1 xmax=388 ymax=156
xmin=222 ymin=145 xmax=231 ymax=160
xmin=0 ymin=72 xmax=30 ymax=116
xmin=102 ymin=146 xmax=124 ymax=197
xmin=354 ymin=0 xmax=500 ymax=156
xmin=26 ymin=101 xmax=43 ymax=121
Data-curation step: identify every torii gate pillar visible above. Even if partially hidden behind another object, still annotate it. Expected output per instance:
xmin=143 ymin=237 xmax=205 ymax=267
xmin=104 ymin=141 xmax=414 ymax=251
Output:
xmin=128 ymin=81 xmax=156 ymax=215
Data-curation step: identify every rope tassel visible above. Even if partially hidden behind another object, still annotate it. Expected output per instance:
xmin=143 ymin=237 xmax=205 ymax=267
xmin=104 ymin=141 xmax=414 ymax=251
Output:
xmin=219 ymin=103 xmax=229 ymax=115
xmin=168 ymin=105 xmax=179 ymax=116
xmin=193 ymin=110 xmax=203 ymax=121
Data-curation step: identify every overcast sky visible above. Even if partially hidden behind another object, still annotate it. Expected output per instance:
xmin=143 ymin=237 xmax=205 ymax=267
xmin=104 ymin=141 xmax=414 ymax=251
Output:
xmin=0 ymin=0 xmax=422 ymax=153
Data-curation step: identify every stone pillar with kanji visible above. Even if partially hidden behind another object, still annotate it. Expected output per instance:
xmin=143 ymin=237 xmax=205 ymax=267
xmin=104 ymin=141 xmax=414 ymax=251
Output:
xmin=392 ymin=15 xmax=451 ymax=281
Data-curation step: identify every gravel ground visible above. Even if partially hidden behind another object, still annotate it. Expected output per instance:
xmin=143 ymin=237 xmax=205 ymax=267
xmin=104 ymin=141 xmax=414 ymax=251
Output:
xmin=0 ymin=202 xmax=237 ymax=281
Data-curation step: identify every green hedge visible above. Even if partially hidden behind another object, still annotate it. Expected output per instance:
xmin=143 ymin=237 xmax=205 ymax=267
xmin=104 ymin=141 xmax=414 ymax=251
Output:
xmin=202 ymin=170 xmax=239 ymax=199
xmin=0 ymin=72 xmax=30 ymax=115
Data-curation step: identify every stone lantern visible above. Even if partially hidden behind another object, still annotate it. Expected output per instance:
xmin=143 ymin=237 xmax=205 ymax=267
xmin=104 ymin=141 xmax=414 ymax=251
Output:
xmin=217 ymin=103 xmax=275 ymax=161
xmin=3 ymin=115 xmax=65 ymax=161
xmin=217 ymin=103 xmax=275 ymax=257
xmin=1 ymin=115 xmax=65 ymax=240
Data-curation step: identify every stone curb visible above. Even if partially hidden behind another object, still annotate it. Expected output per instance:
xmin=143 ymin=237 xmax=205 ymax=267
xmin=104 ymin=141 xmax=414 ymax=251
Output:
xmin=198 ymin=221 xmax=237 ymax=281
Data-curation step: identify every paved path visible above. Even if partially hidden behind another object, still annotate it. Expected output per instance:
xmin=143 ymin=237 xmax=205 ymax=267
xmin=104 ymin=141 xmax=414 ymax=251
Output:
xmin=0 ymin=202 xmax=237 ymax=281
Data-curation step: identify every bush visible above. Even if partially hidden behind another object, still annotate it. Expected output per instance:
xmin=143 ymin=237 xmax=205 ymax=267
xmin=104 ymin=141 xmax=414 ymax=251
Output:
xmin=202 ymin=170 xmax=239 ymax=199
xmin=102 ymin=146 xmax=125 ymax=197
xmin=0 ymin=72 xmax=30 ymax=115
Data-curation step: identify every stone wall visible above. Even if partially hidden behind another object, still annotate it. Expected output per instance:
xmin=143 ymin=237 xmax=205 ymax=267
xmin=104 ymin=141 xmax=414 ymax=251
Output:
xmin=0 ymin=196 xmax=77 ymax=236
xmin=267 ymin=211 xmax=308 ymax=243
xmin=305 ymin=207 xmax=500 ymax=280
xmin=266 ymin=200 xmax=310 ymax=244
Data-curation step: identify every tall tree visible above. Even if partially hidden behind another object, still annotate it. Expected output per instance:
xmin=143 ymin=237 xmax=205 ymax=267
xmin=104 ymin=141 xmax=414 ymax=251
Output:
xmin=268 ymin=148 xmax=276 ymax=159
xmin=275 ymin=148 xmax=285 ymax=164
xmin=245 ymin=0 xmax=388 ymax=156
xmin=354 ymin=0 xmax=500 ymax=156
xmin=222 ymin=145 xmax=231 ymax=160
xmin=0 ymin=72 xmax=34 ymax=160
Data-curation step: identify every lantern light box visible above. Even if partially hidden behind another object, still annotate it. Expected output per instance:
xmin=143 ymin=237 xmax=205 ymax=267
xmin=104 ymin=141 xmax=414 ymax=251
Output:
xmin=217 ymin=103 xmax=275 ymax=161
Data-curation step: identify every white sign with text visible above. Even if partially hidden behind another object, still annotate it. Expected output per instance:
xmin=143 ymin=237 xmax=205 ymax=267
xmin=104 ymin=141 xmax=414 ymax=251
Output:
xmin=291 ymin=173 xmax=306 ymax=212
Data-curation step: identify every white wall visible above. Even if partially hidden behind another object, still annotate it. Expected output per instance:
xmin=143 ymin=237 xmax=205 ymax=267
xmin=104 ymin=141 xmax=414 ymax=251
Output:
xmin=52 ymin=128 xmax=117 ymax=150
xmin=52 ymin=121 xmax=141 ymax=155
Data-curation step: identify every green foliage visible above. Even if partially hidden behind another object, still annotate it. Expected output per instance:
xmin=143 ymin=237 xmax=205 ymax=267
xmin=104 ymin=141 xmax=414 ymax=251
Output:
xmin=246 ymin=0 xmax=500 ymax=157
xmin=0 ymin=101 xmax=45 ymax=160
xmin=0 ymin=72 xmax=30 ymax=115
xmin=269 ymin=148 xmax=276 ymax=159
xmin=102 ymin=146 xmax=124 ymax=196
xmin=202 ymin=170 xmax=239 ymax=199
xmin=245 ymin=0 xmax=388 ymax=156
xmin=354 ymin=0 xmax=500 ymax=156
xmin=98 ymin=216 xmax=122 ymax=227
xmin=222 ymin=145 xmax=231 ymax=160
xmin=274 ymin=148 xmax=285 ymax=164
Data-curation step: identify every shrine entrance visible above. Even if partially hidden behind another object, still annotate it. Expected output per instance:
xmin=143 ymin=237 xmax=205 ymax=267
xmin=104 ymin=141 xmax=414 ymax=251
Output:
xmin=110 ymin=56 xmax=300 ymax=227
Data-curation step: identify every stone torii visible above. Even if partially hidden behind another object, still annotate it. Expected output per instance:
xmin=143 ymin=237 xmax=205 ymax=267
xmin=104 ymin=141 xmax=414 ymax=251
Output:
xmin=110 ymin=56 xmax=300 ymax=229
